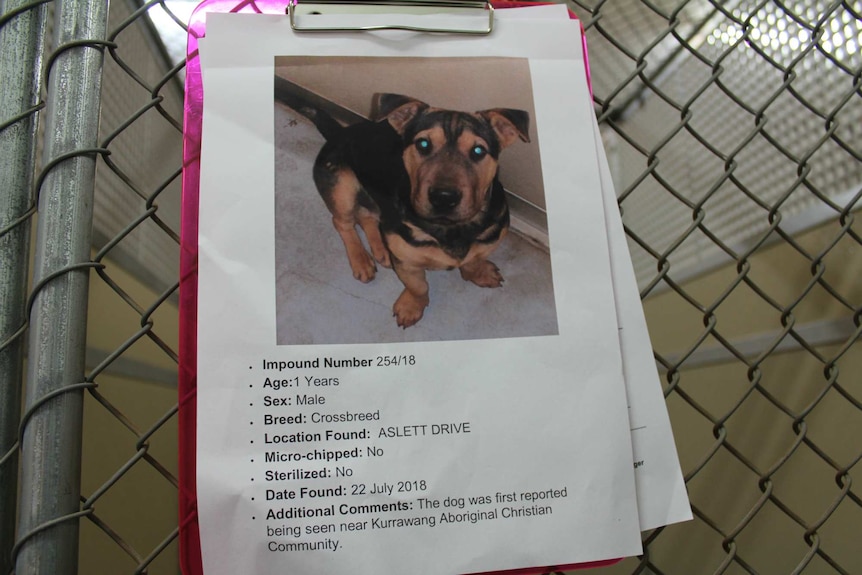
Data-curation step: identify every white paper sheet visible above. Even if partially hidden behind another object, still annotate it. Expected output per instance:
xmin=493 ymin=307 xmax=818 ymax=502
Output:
xmin=195 ymin=12 xmax=642 ymax=575
xmin=494 ymin=3 xmax=693 ymax=532
xmin=592 ymin=121 xmax=692 ymax=529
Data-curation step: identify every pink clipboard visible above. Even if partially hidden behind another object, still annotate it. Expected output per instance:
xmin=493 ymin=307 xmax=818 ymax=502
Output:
xmin=177 ymin=2 xmax=610 ymax=573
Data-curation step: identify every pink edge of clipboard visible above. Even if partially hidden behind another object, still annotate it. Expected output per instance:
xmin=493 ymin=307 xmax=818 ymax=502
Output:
xmin=177 ymin=1 xmax=612 ymax=574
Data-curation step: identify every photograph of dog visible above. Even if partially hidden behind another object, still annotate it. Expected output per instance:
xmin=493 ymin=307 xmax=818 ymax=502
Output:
xmin=274 ymin=57 xmax=559 ymax=344
xmin=300 ymin=93 xmax=528 ymax=328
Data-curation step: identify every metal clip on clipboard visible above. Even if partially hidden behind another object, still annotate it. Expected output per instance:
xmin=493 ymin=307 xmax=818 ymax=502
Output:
xmin=287 ymin=0 xmax=495 ymax=35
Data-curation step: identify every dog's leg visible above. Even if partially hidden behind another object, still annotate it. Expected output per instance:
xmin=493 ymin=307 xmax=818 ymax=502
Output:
xmin=321 ymin=168 xmax=378 ymax=283
xmin=392 ymin=262 xmax=430 ymax=328
xmin=333 ymin=214 xmax=377 ymax=283
xmin=356 ymin=208 xmax=391 ymax=268
xmin=459 ymin=257 xmax=504 ymax=288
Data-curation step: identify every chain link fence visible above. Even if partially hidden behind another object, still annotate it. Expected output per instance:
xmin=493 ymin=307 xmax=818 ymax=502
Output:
xmin=0 ymin=0 xmax=859 ymax=574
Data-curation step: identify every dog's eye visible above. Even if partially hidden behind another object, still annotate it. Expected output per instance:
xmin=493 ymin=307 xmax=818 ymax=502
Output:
xmin=415 ymin=138 xmax=432 ymax=155
xmin=469 ymin=145 xmax=488 ymax=161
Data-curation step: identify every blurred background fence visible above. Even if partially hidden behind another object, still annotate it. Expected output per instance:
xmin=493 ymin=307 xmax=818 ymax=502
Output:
xmin=0 ymin=0 xmax=859 ymax=573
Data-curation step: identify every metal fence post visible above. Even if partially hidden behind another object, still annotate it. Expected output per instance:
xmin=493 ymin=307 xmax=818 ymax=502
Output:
xmin=0 ymin=2 xmax=49 ymax=573
xmin=13 ymin=0 xmax=108 ymax=573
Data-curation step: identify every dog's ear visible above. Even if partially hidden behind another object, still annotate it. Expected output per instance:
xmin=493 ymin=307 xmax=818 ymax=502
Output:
xmin=372 ymin=93 xmax=428 ymax=134
xmin=477 ymin=109 xmax=531 ymax=149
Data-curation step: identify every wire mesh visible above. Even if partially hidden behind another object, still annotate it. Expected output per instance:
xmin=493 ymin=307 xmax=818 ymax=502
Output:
xmin=0 ymin=2 xmax=47 ymax=573
xmin=0 ymin=0 xmax=859 ymax=574
xmin=1 ymin=0 xmax=183 ymax=573
xmin=570 ymin=0 xmax=862 ymax=573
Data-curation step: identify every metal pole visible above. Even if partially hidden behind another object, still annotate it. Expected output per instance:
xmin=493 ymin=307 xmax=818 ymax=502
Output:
xmin=14 ymin=0 xmax=108 ymax=574
xmin=0 ymin=2 xmax=48 ymax=573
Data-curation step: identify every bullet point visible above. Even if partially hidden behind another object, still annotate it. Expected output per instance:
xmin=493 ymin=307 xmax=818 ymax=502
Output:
xmin=249 ymin=366 xmax=253 ymax=370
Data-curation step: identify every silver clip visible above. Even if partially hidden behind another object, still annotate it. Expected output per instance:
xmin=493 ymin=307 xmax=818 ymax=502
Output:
xmin=287 ymin=0 xmax=495 ymax=35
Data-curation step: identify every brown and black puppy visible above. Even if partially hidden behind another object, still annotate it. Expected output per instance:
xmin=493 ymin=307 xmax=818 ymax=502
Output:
xmin=302 ymin=93 xmax=530 ymax=328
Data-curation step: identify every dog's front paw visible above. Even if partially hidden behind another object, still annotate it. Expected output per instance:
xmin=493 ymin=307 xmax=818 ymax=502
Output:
xmin=375 ymin=249 xmax=392 ymax=269
xmin=348 ymin=250 xmax=377 ymax=283
xmin=393 ymin=290 xmax=429 ymax=328
xmin=460 ymin=259 xmax=504 ymax=288
xmin=363 ymin=231 xmax=392 ymax=268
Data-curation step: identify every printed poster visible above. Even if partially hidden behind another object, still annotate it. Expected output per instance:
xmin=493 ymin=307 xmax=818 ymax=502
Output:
xmin=194 ymin=12 xmax=644 ymax=575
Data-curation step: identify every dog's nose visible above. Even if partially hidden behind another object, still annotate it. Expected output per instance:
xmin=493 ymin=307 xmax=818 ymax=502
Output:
xmin=429 ymin=187 xmax=461 ymax=211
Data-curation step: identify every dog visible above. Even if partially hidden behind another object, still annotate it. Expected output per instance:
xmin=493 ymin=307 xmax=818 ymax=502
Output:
xmin=300 ymin=93 xmax=530 ymax=328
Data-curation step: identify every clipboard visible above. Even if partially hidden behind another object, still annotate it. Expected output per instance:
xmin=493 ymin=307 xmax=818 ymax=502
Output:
xmin=178 ymin=2 xmax=611 ymax=574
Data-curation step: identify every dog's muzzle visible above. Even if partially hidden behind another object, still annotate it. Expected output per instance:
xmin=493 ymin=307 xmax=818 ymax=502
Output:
xmin=428 ymin=187 xmax=462 ymax=212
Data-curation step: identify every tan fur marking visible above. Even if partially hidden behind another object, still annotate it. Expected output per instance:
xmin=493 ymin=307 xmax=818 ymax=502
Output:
xmin=385 ymin=227 xmax=506 ymax=272
xmin=477 ymin=109 xmax=531 ymax=148
xmin=327 ymin=168 xmax=378 ymax=282
xmin=357 ymin=208 xmax=390 ymax=268
xmin=386 ymin=233 xmax=458 ymax=270
xmin=455 ymin=131 xmax=496 ymax=212
xmin=385 ymin=100 xmax=427 ymax=134
xmin=404 ymin=222 xmax=437 ymax=244
xmin=460 ymin=259 xmax=503 ymax=287
xmin=391 ymin=262 xmax=429 ymax=328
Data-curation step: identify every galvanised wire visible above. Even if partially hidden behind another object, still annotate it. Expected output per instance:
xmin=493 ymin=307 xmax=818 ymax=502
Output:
xmin=570 ymin=0 xmax=861 ymax=573
xmin=11 ymin=0 xmax=110 ymax=574
xmin=0 ymin=0 xmax=183 ymax=573
xmin=0 ymin=2 xmax=48 ymax=572
xmin=0 ymin=0 xmax=860 ymax=574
